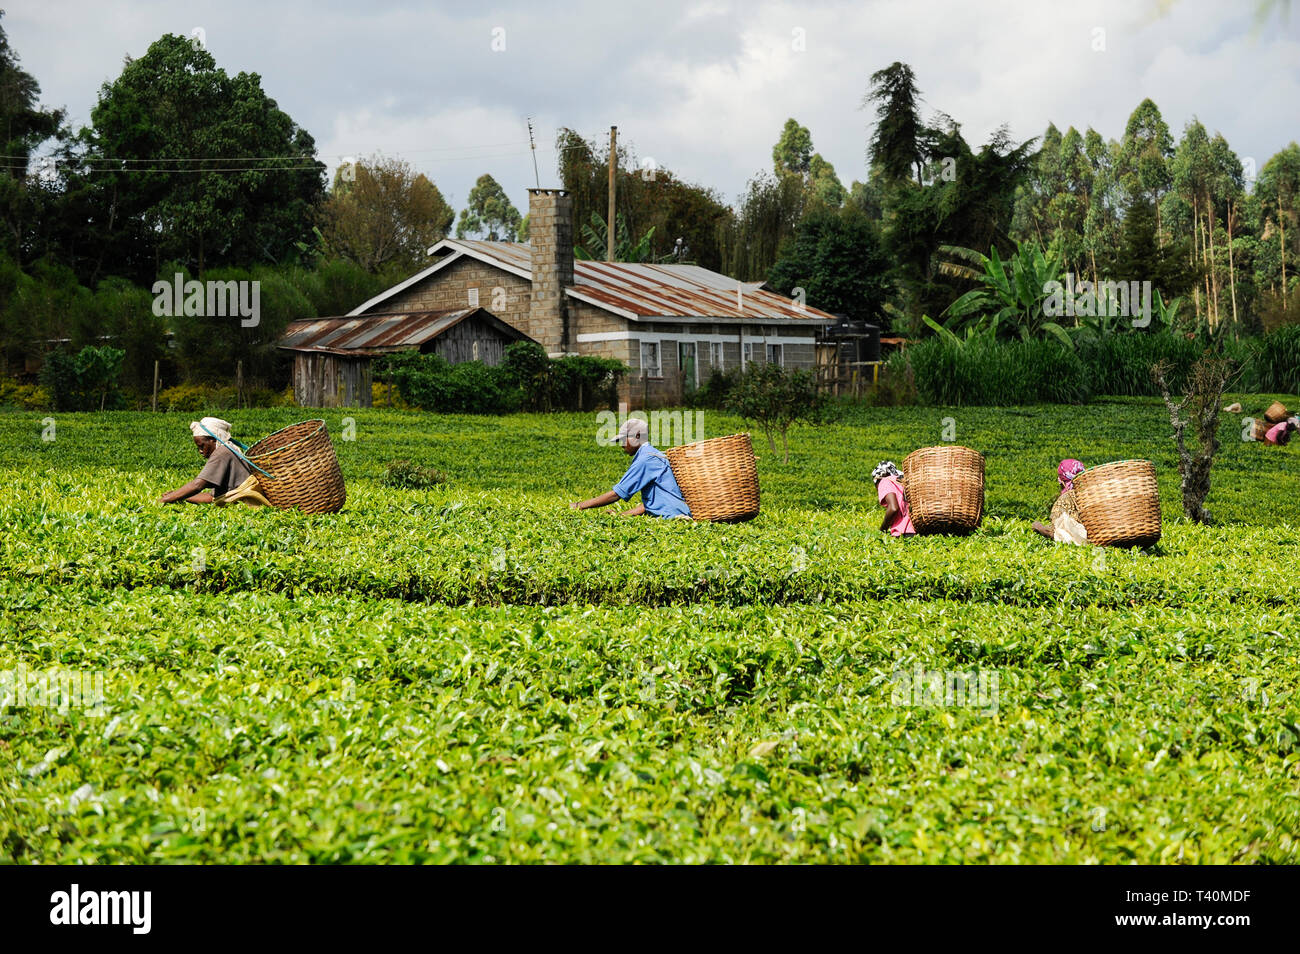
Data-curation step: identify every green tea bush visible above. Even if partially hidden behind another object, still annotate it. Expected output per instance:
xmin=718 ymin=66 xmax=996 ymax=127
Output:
xmin=382 ymin=458 xmax=446 ymax=489
xmin=2 ymin=405 xmax=1299 ymax=863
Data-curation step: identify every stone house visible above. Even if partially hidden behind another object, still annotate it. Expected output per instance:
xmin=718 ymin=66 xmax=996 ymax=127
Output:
xmin=347 ymin=188 xmax=838 ymax=405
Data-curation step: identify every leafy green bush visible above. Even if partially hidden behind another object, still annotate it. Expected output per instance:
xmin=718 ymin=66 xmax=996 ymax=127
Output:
xmin=687 ymin=366 xmax=741 ymax=409
xmin=548 ymin=355 xmax=625 ymax=412
xmin=157 ymin=382 xmax=289 ymax=411
xmin=380 ymin=345 xmax=626 ymax=414
xmin=383 ymin=458 xmax=446 ymax=489
xmin=726 ymin=361 xmax=831 ymax=461
xmin=0 ymin=378 xmax=50 ymax=410
xmin=38 ymin=346 xmax=127 ymax=411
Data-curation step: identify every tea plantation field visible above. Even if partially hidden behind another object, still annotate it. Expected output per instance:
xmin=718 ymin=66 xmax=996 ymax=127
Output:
xmin=2 ymin=399 xmax=1298 ymax=863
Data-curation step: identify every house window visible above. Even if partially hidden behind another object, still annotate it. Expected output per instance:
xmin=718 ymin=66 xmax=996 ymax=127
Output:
xmin=767 ymin=343 xmax=784 ymax=367
xmin=472 ymin=340 xmax=480 ymax=361
xmin=640 ymin=341 xmax=662 ymax=378
xmin=709 ymin=341 xmax=724 ymax=370
xmin=467 ymin=286 xmax=480 ymax=308
xmin=743 ymin=342 xmax=756 ymax=366
xmin=678 ymin=341 xmax=698 ymax=389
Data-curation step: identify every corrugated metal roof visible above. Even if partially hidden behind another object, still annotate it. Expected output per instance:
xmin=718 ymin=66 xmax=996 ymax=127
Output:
xmin=278 ymin=309 xmax=482 ymax=355
xmin=406 ymin=240 xmax=838 ymax=323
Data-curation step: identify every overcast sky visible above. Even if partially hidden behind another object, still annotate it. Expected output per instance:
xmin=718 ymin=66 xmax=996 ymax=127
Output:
xmin=8 ymin=0 xmax=1300 ymax=213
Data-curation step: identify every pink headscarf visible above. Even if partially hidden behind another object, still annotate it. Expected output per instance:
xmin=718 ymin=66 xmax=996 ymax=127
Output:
xmin=1058 ymin=459 xmax=1085 ymax=492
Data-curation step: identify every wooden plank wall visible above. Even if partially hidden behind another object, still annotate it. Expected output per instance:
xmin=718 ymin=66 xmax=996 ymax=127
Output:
xmin=293 ymin=353 xmax=373 ymax=408
xmin=429 ymin=316 xmax=517 ymax=367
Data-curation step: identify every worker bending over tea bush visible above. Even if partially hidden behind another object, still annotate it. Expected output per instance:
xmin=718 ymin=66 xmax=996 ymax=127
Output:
xmin=872 ymin=461 xmax=915 ymax=537
xmin=571 ymin=418 xmax=691 ymax=518
xmin=1033 ymin=458 xmax=1088 ymax=544
xmin=159 ymin=417 xmax=252 ymax=505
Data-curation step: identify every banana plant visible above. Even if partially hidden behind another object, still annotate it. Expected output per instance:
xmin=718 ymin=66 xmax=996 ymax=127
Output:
xmin=934 ymin=241 xmax=1074 ymax=348
xmin=573 ymin=212 xmax=658 ymax=263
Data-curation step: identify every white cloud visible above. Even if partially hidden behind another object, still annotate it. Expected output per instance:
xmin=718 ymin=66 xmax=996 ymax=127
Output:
xmin=7 ymin=0 xmax=1298 ymax=219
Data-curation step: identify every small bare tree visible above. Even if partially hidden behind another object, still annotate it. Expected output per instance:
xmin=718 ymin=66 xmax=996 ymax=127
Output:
xmin=1151 ymin=356 xmax=1239 ymax=523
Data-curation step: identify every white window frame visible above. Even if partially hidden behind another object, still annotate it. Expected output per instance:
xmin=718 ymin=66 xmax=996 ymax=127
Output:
xmin=640 ymin=341 xmax=662 ymax=378
xmin=743 ymin=341 xmax=755 ymax=366
xmin=467 ymin=286 xmax=480 ymax=308
xmin=709 ymin=341 xmax=724 ymax=370
xmin=767 ymin=343 xmax=784 ymax=367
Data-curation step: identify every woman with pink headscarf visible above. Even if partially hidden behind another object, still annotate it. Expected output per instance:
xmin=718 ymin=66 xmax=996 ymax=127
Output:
xmin=1032 ymin=459 xmax=1087 ymax=543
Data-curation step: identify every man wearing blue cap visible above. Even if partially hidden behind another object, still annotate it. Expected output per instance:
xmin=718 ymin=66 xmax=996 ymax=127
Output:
xmin=570 ymin=417 xmax=692 ymax=518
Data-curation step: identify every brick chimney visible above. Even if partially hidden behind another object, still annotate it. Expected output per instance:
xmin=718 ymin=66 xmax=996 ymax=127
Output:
xmin=527 ymin=188 xmax=574 ymax=354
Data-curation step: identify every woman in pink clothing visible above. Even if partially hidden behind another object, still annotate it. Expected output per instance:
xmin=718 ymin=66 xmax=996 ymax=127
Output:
xmin=1033 ymin=458 xmax=1086 ymax=540
xmin=1264 ymin=418 xmax=1296 ymax=446
xmin=872 ymin=461 xmax=916 ymax=537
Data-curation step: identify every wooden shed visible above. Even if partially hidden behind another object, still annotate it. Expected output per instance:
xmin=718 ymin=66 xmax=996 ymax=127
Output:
xmin=278 ymin=308 xmax=534 ymax=408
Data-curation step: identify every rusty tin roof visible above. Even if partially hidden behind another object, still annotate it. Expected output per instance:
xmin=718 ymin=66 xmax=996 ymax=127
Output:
xmin=278 ymin=308 xmax=528 ymax=356
xmin=348 ymin=240 xmax=838 ymax=324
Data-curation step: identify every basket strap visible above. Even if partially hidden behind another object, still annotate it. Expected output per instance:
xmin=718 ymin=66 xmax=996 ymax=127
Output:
xmin=199 ymin=422 xmax=275 ymax=480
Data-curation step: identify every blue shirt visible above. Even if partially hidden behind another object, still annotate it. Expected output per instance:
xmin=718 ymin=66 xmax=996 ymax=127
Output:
xmin=613 ymin=444 xmax=692 ymax=518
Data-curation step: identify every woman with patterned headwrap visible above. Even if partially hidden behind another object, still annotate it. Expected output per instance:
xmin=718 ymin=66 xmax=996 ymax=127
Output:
xmin=1032 ymin=458 xmax=1087 ymax=543
xmin=158 ymin=417 xmax=253 ymax=504
xmin=872 ymin=461 xmax=915 ymax=537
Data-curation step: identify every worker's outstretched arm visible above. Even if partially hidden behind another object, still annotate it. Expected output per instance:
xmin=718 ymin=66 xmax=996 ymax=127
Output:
xmin=160 ymin=478 xmax=211 ymax=504
xmin=880 ymin=493 xmax=900 ymax=533
xmin=571 ymin=490 xmax=621 ymax=510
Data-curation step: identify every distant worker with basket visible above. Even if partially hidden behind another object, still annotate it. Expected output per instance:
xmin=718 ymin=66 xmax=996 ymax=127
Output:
xmin=872 ymin=461 xmax=915 ymax=537
xmin=159 ymin=417 xmax=255 ymax=505
xmin=1263 ymin=418 xmax=1297 ymax=446
xmin=571 ymin=418 xmax=692 ymax=518
xmin=1033 ymin=458 xmax=1088 ymax=544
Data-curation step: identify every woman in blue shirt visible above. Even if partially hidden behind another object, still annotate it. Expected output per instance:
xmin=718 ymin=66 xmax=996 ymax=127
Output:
xmin=570 ymin=418 xmax=692 ymax=518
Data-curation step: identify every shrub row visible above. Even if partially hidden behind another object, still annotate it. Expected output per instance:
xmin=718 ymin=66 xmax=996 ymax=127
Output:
xmin=377 ymin=342 xmax=627 ymax=414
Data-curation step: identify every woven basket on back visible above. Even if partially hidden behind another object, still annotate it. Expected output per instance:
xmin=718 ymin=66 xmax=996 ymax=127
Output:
xmin=1254 ymin=419 xmax=1272 ymax=442
xmin=1264 ymin=401 xmax=1289 ymax=424
xmin=663 ymin=433 xmax=760 ymax=522
xmin=245 ymin=420 xmax=346 ymax=514
xmin=1071 ymin=459 xmax=1160 ymax=548
xmin=901 ymin=445 xmax=985 ymax=534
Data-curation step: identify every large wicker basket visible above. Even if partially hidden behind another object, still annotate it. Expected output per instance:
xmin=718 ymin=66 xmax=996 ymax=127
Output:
xmin=663 ymin=433 xmax=760 ymax=522
xmin=245 ymin=420 xmax=346 ymax=514
xmin=1071 ymin=459 xmax=1160 ymax=548
xmin=901 ymin=445 xmax=985 ymax=534
xmin=1254 ymin=418 xmax=1272 ymax=442
xmin=1264 ymin=401 xmax=1289 ymax=424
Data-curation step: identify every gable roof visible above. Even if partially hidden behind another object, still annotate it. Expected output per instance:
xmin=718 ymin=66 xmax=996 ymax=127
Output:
xmin=347 ymin=239 xmax=837 ymax=324
xmin=278 ymin=308 xmax=531 ymax=356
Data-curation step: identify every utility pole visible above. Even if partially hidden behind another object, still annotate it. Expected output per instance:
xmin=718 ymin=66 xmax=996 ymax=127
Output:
xmin=607 ymin=125 xmax=617 ymax=262
xmin=527 ymin=118 xmax=540 ymax=188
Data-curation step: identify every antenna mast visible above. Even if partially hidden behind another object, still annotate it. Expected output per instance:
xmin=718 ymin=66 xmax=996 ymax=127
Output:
xmin=527 ymin=118 xmax=541 ymax=188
